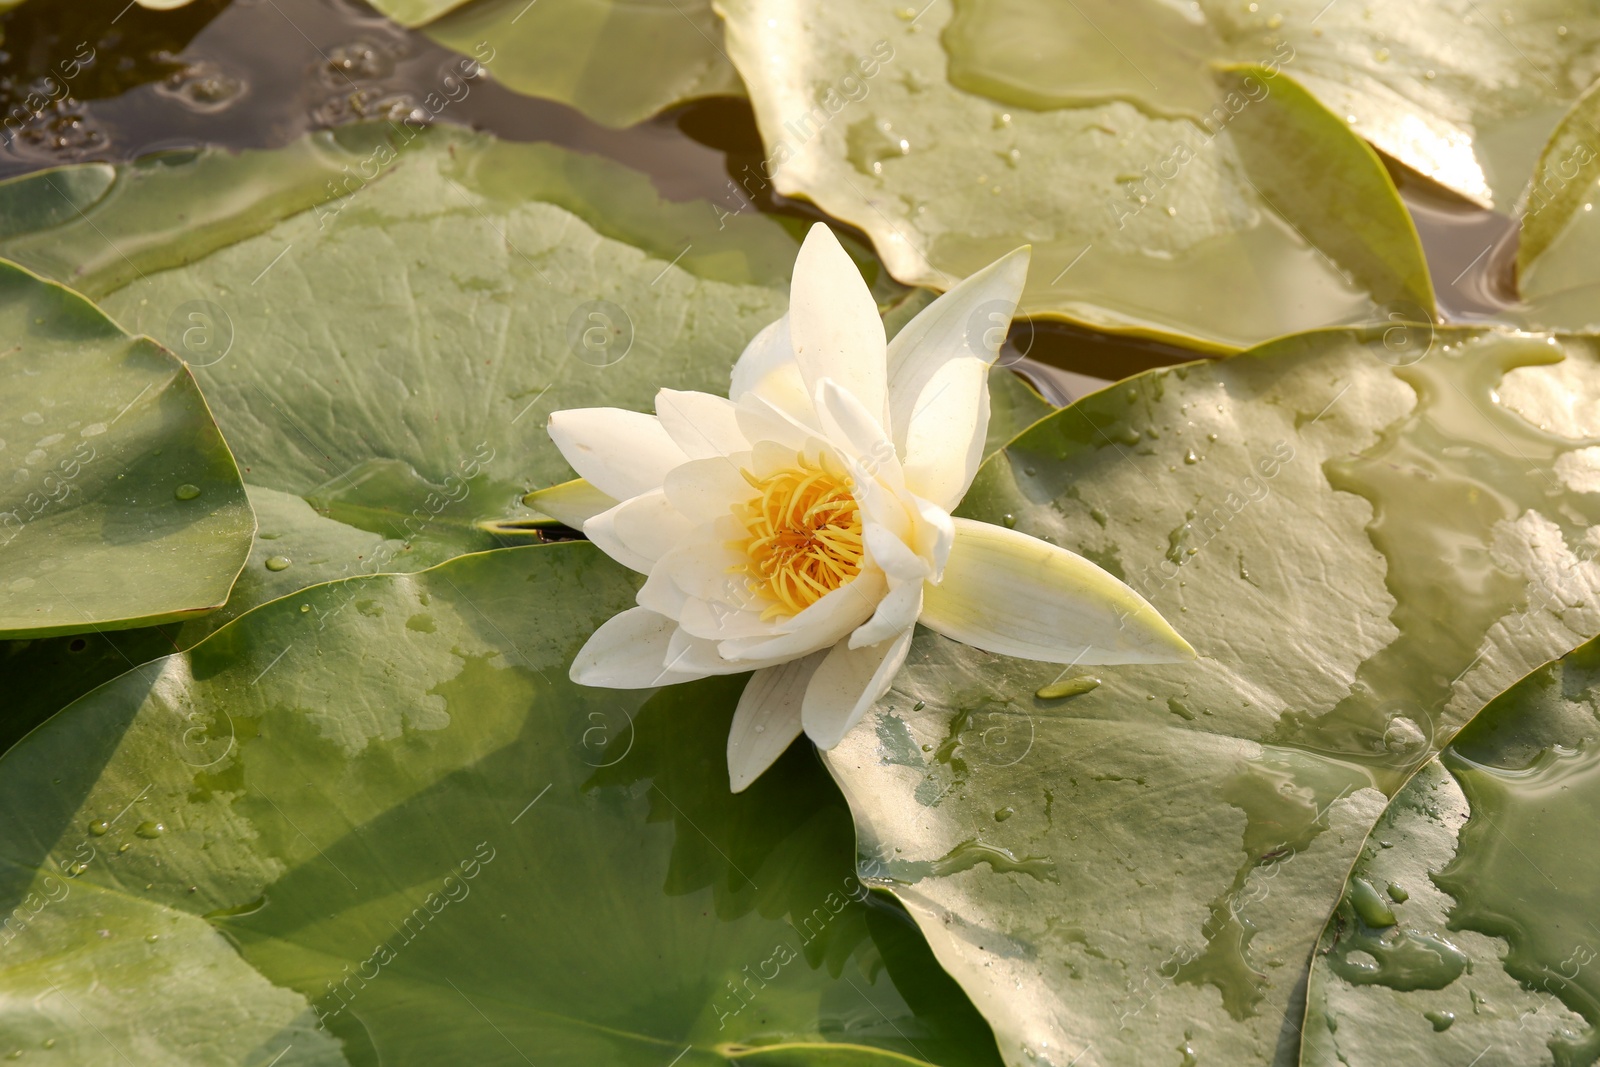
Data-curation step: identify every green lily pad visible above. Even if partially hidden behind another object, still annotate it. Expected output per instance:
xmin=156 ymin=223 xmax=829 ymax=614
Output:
xmin=0 ymin=260 xmax=252 ymax=639
xmin=821 ymin=326 xmax=1600 ymax=1064
xmin=1515 ymin=79 xmax=1600 ymax=332
xmin=424 ymin=0 xmax=744 ymax=127
xmin=719 ymin=0 xmax=1435 ymax=352
xmin=0 ymin=543 xmax=1001 ymax=1065
xmin=0 ymin=126 xmax=801 ymax=563
xmin=1303 ymin=638 xmax=1600 ymax=1065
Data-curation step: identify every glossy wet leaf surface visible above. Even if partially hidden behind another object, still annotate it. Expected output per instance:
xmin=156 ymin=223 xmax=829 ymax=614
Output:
xmin=719 ymin=0 xmax=1434 ymax=352
xmin=1302 ymin=638 xmax=1600 ymax=1066
xmin=823 ymin=327 xmax=1600 ymax=1065
xmin=0 ymin=261 xmax=252 ymax=639
xmin=424 ymin=0 xmax=743 ymax=127
xmin=0 ymin=543 xmax=1003 ymax=1066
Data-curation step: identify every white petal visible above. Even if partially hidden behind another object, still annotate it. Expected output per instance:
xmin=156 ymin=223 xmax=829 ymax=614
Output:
xmin=656 ymin=389 xmax=749 ymax=458
xmin=788 ymin=225 xmax=887 ymax=427
xmin=521 ymin=478 xmax=617 ymax=528
xmin=729 ymin=314 xmax=815 ymax=424
xmin=664 ymin=458 xmax=750 ymax=518
xmin=678 ymin=595 xmax=775 ymax=641
xmin=919 ymin=518 xmax=1196 ymax=664
xmin=727 ymin=653 xmax=824 ymax=792
xmin=719 ymin=569 xmax=886 ymax=661
xmin=637 ymin=565 xmax=689 ymax=619
xmin=801 ymin=629 xmax=913 ymax=749
xmin=849 ymin=581 xmax=922 ymax=649
xmin=902 ymin=358 xmax=991 ymax=510
xmin=815 ymin=378 xmax=895 ymax=470
xmin=582 ymin=507 xmax=654 ymax=574
xmin=885 ymin=246 xmax=1031 ymax=509
xmin=548 ymin=408 xmax=688 ymax=500
xmin=570 ymin=608 xmax=709 ymax=688
xmin=736 ymin=391 xmax=817 ymax=453
xmin=911 ymin=494 xmax=955 ymax=579
xmin=608 ymin=490 xmax=692 ymax=565
xmin=665 ymin=625 xmax=791 ymax=676
xmin=658 ymin=531 xmax=747 ymax=602
xmin=864 ymin=522 xmax=928 ymax=583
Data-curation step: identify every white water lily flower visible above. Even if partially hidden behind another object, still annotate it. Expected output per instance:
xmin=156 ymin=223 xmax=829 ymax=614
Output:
xmin=547 ymin=224 xmax=1194 ymax=791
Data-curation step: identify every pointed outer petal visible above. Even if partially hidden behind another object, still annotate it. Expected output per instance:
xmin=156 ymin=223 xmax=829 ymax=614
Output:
xmin=548 ymin=408 xmax=689 ymax=501
xmin=727 ymin=652 xmax=826 ymax=793
xmin=920 ymin=518 xmax=1197 ymax=665
xmin=730 ymin=315 xmax=815 ymax=425
xmin=788 ymin=225 xmax=887 ymax=427
xmin=663 ymin=458 xmax=751 ymax=518
xmin=521 ymin=478 xmax=617 ymax=528
xmin=801 ymin=628 xmax=914 ymax=749
xmin=581 ymin=507 xmax=653 ymax=575
xmin=656 ymin=389 xmax=749 ymax=459
xmin=607 ymin=490 xmax=692 ymax=566
xmin=863 ymin=521 xmax=929 ymax=583
xmin=570 ymin=607 xmax=710 ymax=688
xmin=719 ymin=569 xmax=887 ymax=662
xmin=636 ymin=565 xmax=689 ymax=619
xmin=911 ymin=495 xmax=956 ymax=580
xmin=885 ymin=247 xmax=1030 ymax=500
xmin=848 ymin=581 xmax=923 ymax=650
xmin=736 ymin=392 xmax=817 ymax=453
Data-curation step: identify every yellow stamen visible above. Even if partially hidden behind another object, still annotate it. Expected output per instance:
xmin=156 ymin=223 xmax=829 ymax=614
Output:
xmin=731 ymin=453 xmax=863 ymax=621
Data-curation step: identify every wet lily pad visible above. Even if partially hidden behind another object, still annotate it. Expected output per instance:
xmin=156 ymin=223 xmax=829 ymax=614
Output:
xmin=424 ymin=0 xmax=743 ymax=127
xmin=0 ymin=260 xmax=252 ymax=639
xmin=822 ymin=326 xmax=1600 ymax=1064
xmin=0 ymin=543 xmax=1001 ymax=1066
xmin=1303 ymin=637 xmax=1600 ymax=1066
xmin=719 ymin=0 xmax=1435 ymax=352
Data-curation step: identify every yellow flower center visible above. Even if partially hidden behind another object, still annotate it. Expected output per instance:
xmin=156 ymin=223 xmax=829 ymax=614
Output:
xmin=734 ymin=455 xmax=864 ymax=621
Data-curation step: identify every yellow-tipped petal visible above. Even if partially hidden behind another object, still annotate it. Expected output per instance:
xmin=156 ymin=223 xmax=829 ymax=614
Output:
xmin=919 ymin=518 xmax=1195 ymax=665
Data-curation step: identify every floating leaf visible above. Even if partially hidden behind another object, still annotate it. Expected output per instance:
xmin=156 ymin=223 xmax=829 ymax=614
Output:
xmin=1303 ymin=636 xmax=1600 ymax=1065
xmin=424 ymin=0 xmax=743 ymax=126
xmin=823 ymin=326 xmax=1600 ymax=1064
xmin=719 ymin=0 xmax=1434 ymax=351
xmin=0 ymin=543 xmax=1001 ymax=1065
xmin=0 ymin=261 xmax=251 ymax=639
